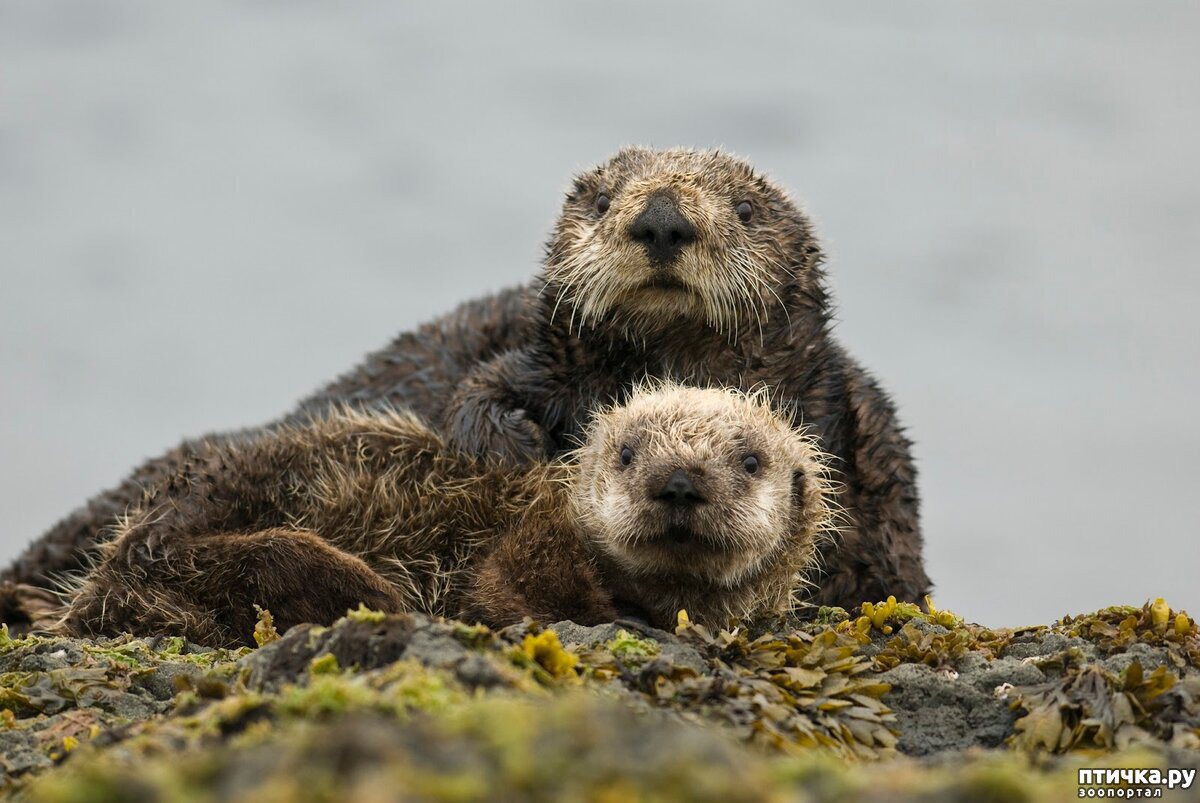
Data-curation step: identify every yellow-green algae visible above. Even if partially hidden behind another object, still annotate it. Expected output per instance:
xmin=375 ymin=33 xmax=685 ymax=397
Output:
xmin=605 ymin=628 xmax=661 ymax=666
xmin=514 ymin=629 xmax=579 ymax=682
xmin=307 ymin=653 xmax=341 ymax=676
xmin=1 ymin=598 xmax=1197 ymax=800
xmin=1009 ymin=654 xmax=1200 ymax=754
xmin=665 ymin=616 xmax=897 ymax=758
xmin=1058 ymin=598 xmax=1200 ymax=668
xmin=344 ymin=603 xmax=388 ymax=625
xmin=252 ymin=606 xmax=280 ymax=648
xmin=21 ymin=696 xmax=1198 ymax=803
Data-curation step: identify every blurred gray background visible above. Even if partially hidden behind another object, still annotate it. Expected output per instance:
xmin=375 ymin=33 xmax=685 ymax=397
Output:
xmin=2 ymin=1 xmax=1196 ymax=626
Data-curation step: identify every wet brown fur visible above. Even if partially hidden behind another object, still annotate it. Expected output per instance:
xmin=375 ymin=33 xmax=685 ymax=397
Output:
xmin=53 ymin=386 xmax=830 ymax=647
xmin=3 ymin=147 xmax=929 ymax=611
xmin=444 ymin=148 xmax=930 ymax=607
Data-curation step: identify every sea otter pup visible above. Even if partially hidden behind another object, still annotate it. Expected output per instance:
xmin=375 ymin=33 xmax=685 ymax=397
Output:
xmin=51 ymin=385 xmax=831 ymax=648
xmin=3 ymin=147 xmax=928 ymax=609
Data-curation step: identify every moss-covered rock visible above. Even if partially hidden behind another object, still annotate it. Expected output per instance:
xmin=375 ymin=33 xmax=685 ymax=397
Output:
xmin=1 ymin=599 xmax=1198 ymax=800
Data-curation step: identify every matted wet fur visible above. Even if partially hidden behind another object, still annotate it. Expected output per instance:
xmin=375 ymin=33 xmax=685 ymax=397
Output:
xmin=50 ymin=385 xmax=831 ymax=648
xmin=444 ymin=147 xmax=929 ymax=606
xmin=3 ymin=146 xmax=928 ymax=610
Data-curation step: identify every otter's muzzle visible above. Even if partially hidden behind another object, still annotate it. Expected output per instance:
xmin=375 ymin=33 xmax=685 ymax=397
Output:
xmin=655 ymin=468 xmax=705 ymax=507
xmin=628 ymin=192 xmax=696 ymax=267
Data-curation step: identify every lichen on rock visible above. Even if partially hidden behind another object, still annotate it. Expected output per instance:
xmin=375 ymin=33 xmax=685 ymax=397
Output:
xmin=1 ymin=598 xmax=1197 ymax=800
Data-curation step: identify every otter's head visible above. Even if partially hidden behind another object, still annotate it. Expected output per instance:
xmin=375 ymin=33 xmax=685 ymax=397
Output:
xmin=544 ymin=147 xmax=823 ymax=338
xmin=570 ymin=383 xmax=831 ymax=625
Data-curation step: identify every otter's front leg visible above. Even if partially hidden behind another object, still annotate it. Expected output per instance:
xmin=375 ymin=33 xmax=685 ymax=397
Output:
xmin=461 ymin=524 xmax=617 ymax=628
xmin=812 ymin=355 xmax=932 ymax=608
xmin=443 ymin=349 xmax=553 ymax=464
xmin=62 ymin=528 xmax=405 ymax=648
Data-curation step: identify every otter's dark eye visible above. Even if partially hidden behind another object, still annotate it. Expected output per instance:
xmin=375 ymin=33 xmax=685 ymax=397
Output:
xmin=743 ymin=454 xmax=760 ymax=474
xmin=736 ymin=200 xmax=753 ymax=223
xmin=596 ymin=193 xmax=611 ymax=215
xmin=620 ymin=445 xmax=634 ymax=466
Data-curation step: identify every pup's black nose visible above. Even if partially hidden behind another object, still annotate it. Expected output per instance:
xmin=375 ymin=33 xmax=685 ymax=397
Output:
xmin=656 ymin=468 xmax=705 ymax=506
xmin=628 ymin=193 xmax=697 ymax=266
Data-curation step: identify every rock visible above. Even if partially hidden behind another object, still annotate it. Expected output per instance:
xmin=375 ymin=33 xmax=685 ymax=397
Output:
xmin=879 ymin=663 xmax=1015 ymax=754
xmin=1 ymin=599 xmax=1198 ymax=799
xmin=1101 ymin=641 xmax=1173 ymax=674
xmin=550 ymin=619 xmax=706 ymax=673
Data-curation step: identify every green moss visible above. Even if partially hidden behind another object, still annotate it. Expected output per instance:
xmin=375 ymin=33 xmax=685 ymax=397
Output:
xmin=80 ymin=643 xmax=150 ymax=669
xmin=605 ymin=629 xmax=659 ymax=666
xmin=22 ymin=692 xmax=1190 ymax=803
xmin=157 ymin=637 xmax=186 ymax=656
xmin=272 ymin=676 xmax=382 ymax=719
xmin=451 ymin=622 xmax=495 ymax=649
xmin=375 ymin=662 xmax=469 ymax=715
xmin=308 ymin=653 xmax=341 ymax=676
xmin=812 ymin=606 xmax=851 ymax=625
xmin=4 ymin=602 xmax=1199 ymax=798
xmin=304 ymin=625 xmax=329 ymax=650
xmin=344 ymin=603 xmax=387 ymax=624
xmin=0 ymin=624 xmax=49 ymax=654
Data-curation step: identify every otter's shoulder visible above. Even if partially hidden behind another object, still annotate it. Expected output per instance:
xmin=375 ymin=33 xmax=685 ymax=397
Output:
xmin=293 ymin=283 xmax=538 ymax=420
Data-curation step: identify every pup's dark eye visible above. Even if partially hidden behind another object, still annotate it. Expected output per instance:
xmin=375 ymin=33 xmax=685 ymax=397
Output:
xmin=596 ymin=193 xmax=611 ymax=215
xmin=620 ymin=445 xmax=634 ymax=466
xmin=736 ymin=200 xmax=753 ymax=223
xmin=743 ymin=454 xmax=760 ymax=474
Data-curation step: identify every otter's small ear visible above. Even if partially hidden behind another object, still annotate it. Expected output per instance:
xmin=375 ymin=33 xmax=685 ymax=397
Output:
xmin=791 ymin=470 xmax=806 ymax=506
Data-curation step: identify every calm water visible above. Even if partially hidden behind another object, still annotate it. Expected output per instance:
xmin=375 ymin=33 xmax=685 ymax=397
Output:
xmin=2 ymin=1 xmax=1197 ymax=625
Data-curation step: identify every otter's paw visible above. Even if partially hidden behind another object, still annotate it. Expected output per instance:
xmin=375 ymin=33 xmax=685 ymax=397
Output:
xmin=449 ymin=406 xmax=550 ymax=464
xmin=0 ymin=582 xmax=61 ymax=632
xmin=111 ymin=528 xmax=173 ymax=570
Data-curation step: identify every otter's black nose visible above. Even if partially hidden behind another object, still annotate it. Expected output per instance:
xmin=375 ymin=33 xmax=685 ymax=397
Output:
xmin=656 ymin=468 xmax=705 ymax=506
xmin=628 ymin=193 xmax=697 ymax=266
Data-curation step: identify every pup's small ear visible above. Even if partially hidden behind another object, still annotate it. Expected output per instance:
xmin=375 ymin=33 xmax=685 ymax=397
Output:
xmin=791 ymin=469 xmax=807 ymax=506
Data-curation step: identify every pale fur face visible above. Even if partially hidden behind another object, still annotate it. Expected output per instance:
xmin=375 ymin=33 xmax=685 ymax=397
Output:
xmin=543 ymin=147 xmax=820 ymax=338
xmin=570 ymin=384 xmax=829 ymax=594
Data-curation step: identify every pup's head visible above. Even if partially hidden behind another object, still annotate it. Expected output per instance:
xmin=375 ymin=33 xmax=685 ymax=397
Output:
xmin=543 ymin=147 xmax=823 ymax=338
xmin=570 ymin=382 xmax=831 ymax=624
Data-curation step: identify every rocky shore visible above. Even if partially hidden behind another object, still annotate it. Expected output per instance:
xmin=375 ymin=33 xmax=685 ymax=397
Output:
xmin=1 ymin=598 xmax=1197 ymax=801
